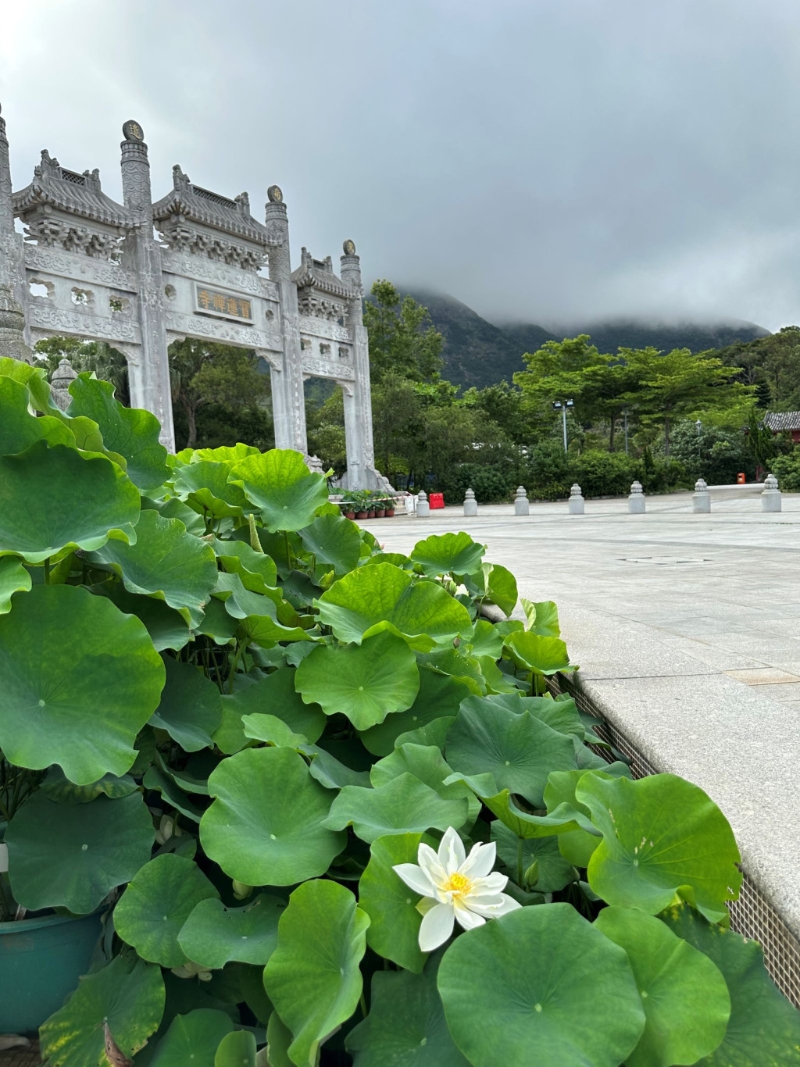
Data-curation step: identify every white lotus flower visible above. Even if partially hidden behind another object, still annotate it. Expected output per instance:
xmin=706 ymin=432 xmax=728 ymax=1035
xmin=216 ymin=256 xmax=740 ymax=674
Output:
xmin=393 ymin=826 xmax=521 ymax=951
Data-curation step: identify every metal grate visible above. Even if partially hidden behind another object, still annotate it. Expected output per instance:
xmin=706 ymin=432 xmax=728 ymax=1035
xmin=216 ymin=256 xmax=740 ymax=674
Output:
xmin=556 ymin=678 xmax=800 ymax=1008
xmin=60 ymin=169 xmax=86 ymax=186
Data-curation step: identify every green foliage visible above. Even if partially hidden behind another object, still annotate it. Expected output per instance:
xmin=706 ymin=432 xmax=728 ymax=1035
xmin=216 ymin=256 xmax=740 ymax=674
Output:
xmin=771 ymin=448 xmax=800 ymax=492
xmin=0 ymin=354 xmax=793 ymax=1066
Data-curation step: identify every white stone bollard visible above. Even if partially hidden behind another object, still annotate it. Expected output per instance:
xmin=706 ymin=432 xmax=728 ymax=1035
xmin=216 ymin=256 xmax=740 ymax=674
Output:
xmin=463 ymin=488 xmax=478 ymax=517
xmin=568 ymin=483 xmax=585 ymax=515
xmin=50 ymin=357 xmax=77 ymax=411
xmin=416 ymin=489 xmax=430 ymax=517
xmin=692 ymin=478 xmax=711 ymax=513
xmin=762 ymin=473 xmax=782 ymax=513
xmin=628 ymin=480 xmax=646 ymax=514
xmin=514 ymin=485 xmax=530 ymax=516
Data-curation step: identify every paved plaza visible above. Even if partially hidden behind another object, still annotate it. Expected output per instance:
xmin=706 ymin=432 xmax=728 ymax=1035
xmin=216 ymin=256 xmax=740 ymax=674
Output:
xmin=369 ymin=490 xmax=800 ymax=937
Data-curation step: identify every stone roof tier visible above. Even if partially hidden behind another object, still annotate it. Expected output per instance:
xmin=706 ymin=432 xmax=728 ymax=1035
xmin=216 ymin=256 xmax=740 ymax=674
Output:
xmin=13 ymin=150 xmax=140 ymax=229
xmin=291 ymin=247 xmax=357 ymax=300
xmin=152 ymin=165 xmax=272 ymax=246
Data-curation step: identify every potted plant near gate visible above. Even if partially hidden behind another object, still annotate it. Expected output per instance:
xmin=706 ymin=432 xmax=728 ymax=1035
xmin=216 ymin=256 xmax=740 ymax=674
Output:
xmin=353 ymin=491 xmax=369 ymax=519
xmin=385 ymin=496 xmax=396 ymax=517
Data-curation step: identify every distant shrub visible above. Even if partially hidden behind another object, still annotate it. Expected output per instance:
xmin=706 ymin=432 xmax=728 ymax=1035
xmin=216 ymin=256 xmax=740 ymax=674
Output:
xmin=771 ymin=449 xmax=800 ymax=491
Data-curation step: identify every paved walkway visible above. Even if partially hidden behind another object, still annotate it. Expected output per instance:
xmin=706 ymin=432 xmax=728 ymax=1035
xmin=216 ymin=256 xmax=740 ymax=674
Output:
xmin=367 ymin=490 xmax=800 ymax=937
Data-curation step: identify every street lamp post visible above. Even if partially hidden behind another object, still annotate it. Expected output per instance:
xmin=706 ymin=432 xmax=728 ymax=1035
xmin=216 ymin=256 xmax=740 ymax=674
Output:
xmin=623 ymin=408 xmax=629 ymax=454
xmin=552 ymin=399 xmax=574 ymax=453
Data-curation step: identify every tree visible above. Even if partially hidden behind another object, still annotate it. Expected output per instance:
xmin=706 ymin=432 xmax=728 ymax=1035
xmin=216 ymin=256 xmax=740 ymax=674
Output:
xmin=363 ymin=281 xmax=444 ymax=383
xmin=33 ymin=337 xmax=130 ymax=405
xmin=715 ymin=326 xmax=800 ymax=410
xmin=169 ymin=339 xmax=270 ymax=449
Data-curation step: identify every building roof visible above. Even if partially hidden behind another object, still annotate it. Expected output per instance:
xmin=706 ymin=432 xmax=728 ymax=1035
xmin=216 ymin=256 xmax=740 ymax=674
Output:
xmin=764 ymin=411 xmax=800 ymax=431
xmin=13 ymin=150 xmax=140 ymax=229
xmin=291 ymin=247 xmax=355 ymax=299
xmin=152 ymin=165 xmax=270 ymax=246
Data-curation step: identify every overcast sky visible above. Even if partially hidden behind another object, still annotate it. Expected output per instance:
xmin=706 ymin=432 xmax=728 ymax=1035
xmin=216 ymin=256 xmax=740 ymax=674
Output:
xmin=2 ymin=0 xmax=800 ymax=330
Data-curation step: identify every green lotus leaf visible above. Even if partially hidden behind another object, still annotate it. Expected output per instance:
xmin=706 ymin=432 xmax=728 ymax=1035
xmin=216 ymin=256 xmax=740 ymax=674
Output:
xmin=266 ymin=1012 xmax=294 ymax=1067
xmin=0 ymin=374 xmax=76 ymax=454
xmin=417 ymin=647 xmax=485 ymax=693
xmin=264 ymin=879 xmax=369 ymax=1067
xmin=196 ymin=597 xmax=238 ymax=644
xmin=438 ymin=903 xmax=645 ymax=1067
xmin=178 ymin=894 xmax=286 ymax=970
xmin=323 ymin=772 xmax=469 ymax=844
xmin=469 ymin=691 xmax=584 ymax=738
xmin=149 ymin=1009 xmax=234 ymax=1067
xmin=115 ymin=854 xmax=219 ymax=968
xmin=358 ymin=832 xmax=428 ymax=972
xmin=230 ymin=448 xmax=330 ymax=532
xmin=455 ymin=777 xmax=599 ymax=840
xmin=67 ymin=374 xmax=170 ymax=490
xmin=544 ymin=766 xmax=631 ymax=866
xmin=491 ymin=822 xmax=575 ymax=892
xmin=363 ymin=550 xmax=414 ymax=569
xmin=445 ymin=698 xmax=576 ymax=807
xmin=302 ymin=743 xmax=371 ymax=790
xmin=213 ymin=536 xmax=278 ymax=590
xmin=0 ymin=555 xmax=31 ymax=613
xmin=95 ymin=581 xmax=192 ymax=651
xmin=201 ymin=747 xmax=345 ymax=885
xmin=521 ymin=598 xmax=560 ymax=636
xmin=87 ymin=509 xmax=218 ymax=625
xmin=360 ymin=668 xmax=472 ymax=756
xmin=172 ymin=460 xmax=250 ymax=521
xmin=577 ymin=772 xmax=742 ymax=922
xmin=193 ymin=443 xmax=260 ymax=464
xmin=480 ymin=562 xmax=518 ymax=615
xmin=150 ymin=657 xmax=223 ymax=752
xmin=370 ymin=743 xmax=481 ymax=826
xmin=410 ymin=531 xmax=485 ymax=578
xmin=0 ymin=584 xmax=165 ymax=783
xmin=396 ymin=717 xmax=455 ymax=750
xmin=347 ymin=955 xmax=470 ymax=1067
xmin=661 ymin=903 xmax=800 ymax=1066
xmin=595 ymin=906 xmax=730 ymax=1067
xmin=221 ymin=668 xmax=326 ymax=743
xmin=316 ymin=562 xmax=472 ymax=649
xmin=39 ymin=952 xmax=165 ymax=1067
xmin=0 ymin=441 xmax=139 ymax=563
xmin=6 ymin=791 xmax=154 ymax=914
xmin=295 ymin=631 xmax=420 ymax=730
xmin=215 ymin=1030 xmax=257 ymax=1067
xmin=503 ymin=629 xmax=576 ymax=675
xmin=242 ymin=712 xmax=309 ymax=748
xmin=298 ymin=512 xmax=362 ymax=574
xmin=467 ymin=618 xmax=504 ymax=660
xmin=143 ymin=764 xmax=204 ymax=822
xmin=0 ymin=356 xmax=63 ymax=412
xmin=40 ymin=765 xmax=137 ymax=804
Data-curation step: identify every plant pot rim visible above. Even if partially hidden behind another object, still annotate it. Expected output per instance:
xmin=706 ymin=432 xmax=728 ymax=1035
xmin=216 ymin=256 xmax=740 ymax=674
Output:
xmin=0 ymin=908 xmax=102 ymax=935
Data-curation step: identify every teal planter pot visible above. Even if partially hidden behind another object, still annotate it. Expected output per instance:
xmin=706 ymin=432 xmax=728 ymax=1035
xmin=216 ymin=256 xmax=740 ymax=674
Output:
xmin=0 ymin=911 xmax=102 ymax=1033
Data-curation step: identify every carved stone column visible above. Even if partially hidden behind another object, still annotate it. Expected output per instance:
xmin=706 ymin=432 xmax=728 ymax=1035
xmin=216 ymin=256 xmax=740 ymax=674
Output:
xmin=0 ymin=105 xmax=32 ymax=363
xmin=120 ymin=120 xmax=174 ymax=449
xmin=265 ymin=188 xmax=307 ymax=454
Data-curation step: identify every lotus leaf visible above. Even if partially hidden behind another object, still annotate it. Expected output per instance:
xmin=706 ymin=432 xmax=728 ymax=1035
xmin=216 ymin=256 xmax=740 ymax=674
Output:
xmin=480 ymin=562 xmax=518 ymax=615
xmin=410 ymin=531 xmax=485 ymax=577
xmin=230 ymin=448 xmax=330 ymax=532
xmin=661 ymin=903 xmax=800 ymax=1065
xmin=438 ymin=903 xmax=645 ymax=1067
xmin=467 ymin=618 xmax=504 ymax=659
xmin=39 ymin=953 xmax=165 ymax=1067
xmin=242 ymin=712 xmax=309 ymax=748
xmin=115 ymin=854 xmax=220 ymax=968
xmin=0 ymin=374 xmax=75 ymax=454
xmin=143 ymin=763 xmax=204 ymax=822
xmin=215 ymin=1030 xmax=257 ymax=1067
xmin=458 ymin=778 xmax=599 ymax=840
xmin=266 ymin=1012 xmax=294 ymax=1067
xmin=545 ymin=766 xmax=630 ymax=866
xmin=178 ymin=894 xmax=286 ymax=970
xmin=264 ymin=879 xmax=369 ymax=1067
xmin=595 ymin=906 xmax=730 ymax=1067
xmin=201 ymin=747 xmax=346 ymax=885
xmin=323 ymin=772 xmax=469 ymax=843
xmin=212 ymin=536 xmax=278 ymax=589
xmin=0 ymin=441 xmax=139 ymax=563
xmin=370 ymin=743 xmax=480 ymax=825
xmin=360 ymin=668 xmax=472 ymax=756
xmin=0 ymin=555 xmax=31 ymax=613
xmin=445 ymin=699 xmax=576 ymax=807
xmin=172 ymin=460 xmax=250 ymax=520
xmin=316 ymin=562 xmax=472 ymax=649
xmin=6 ymin=790 xmax=154 ymax=914
xmin=0 ymin=584 xmax=165 ymax=782
xmin=298 ymin=512 xmax=362 ymax=574
xmin=0 ymin=355 xmax=62 ymax=412
xmin=303 ymin=743 xmax=372 ymax=789
xmin=295 ymin=631 xmax=420 ymax=729
xmin=221 ymin=668 xmax=325 ymax=743
xmin=149 ymin=1009 xmax=234 ymax=1067
xmin=67 ymin=374 xmax=170 ymax=490
xmin=88 ymin=509 xmax=218 ymax=624
xmin=96 ymin=581 xmax=192 ymax=651
xmin=577 ymin=772 xmax=742 ymax=922
xmin=347 ymin=956 xmax=470 ymax=1067
xmin=40 ymin=766 xmax=137 ymax=804
xmin=503 ymin=629 xmax=575 ymax=676
xmin=358 ymin=832 xmax=428 ymax=972
xmin=193 ymin=442 xmax=260 ymax=463
xmin=150 ymin=656 xmax=222 ymax=751
xmin=491 ymin=822 xmax=575 ymax=892
xmin=521 ymin=597 xmax=561 ymax=636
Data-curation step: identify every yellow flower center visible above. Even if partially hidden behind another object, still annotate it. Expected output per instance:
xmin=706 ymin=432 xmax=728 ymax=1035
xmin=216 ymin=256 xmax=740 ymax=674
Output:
xmin=441 ymin=872 xmax=473 ymax=899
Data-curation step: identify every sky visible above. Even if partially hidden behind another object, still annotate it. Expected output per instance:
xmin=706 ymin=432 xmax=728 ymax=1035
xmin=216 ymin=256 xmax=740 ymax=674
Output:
xmin=2 ymin=0 xmax=800 ymax=331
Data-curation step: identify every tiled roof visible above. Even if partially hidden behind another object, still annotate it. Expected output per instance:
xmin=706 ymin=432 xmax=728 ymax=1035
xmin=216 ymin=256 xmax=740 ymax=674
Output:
xmin=291 ymin=247 xmax=355 ymax=299
xmin=764 ymin=411 xmax=800 ymax=431
xmin=152 ymin=165 xmax=269 ymax=245
xmin=13 ymin=150 xmax=139 ymax=228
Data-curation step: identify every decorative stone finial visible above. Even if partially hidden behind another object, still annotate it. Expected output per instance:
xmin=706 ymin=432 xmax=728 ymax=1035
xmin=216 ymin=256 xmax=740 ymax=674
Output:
xmin=463 ymin=488 xmax=478 ymax=517
xmin=416 ymin=489 xmax=430 ymax=517
xmin=764 ymin=473 xmax=778 ymax=490
xmin=50 ymin=357 xmax=77 ymax=411
xmin=628 ymin=480 xmax=645 ymax=514
xmin=122 ymin=119 xmax=144 ymax=142
xmin=568 ymin=483 xmax=584 ymax=515
xmin=762 ymin=473 xmax=781 ymax=513
xmin=694 ymin=478 xmax=707 ymax=491
xmin=343 ymin=239 xmax=356 ymax=256
xmin=692 ymin=478 xmax=710 ymax=513
xmin=514 ymin=485 xmax=529 ymax=516
xmin=267 ymin=185 xmax=284 ymax=204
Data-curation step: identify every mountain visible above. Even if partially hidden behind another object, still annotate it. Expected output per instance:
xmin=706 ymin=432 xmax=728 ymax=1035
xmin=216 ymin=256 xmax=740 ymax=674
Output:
xmin=404 ymin=289 xmax=771 ymax=390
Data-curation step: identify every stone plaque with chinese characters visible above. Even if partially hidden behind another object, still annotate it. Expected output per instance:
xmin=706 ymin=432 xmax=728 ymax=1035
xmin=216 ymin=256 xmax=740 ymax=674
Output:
xmin=195 ymin=285 xmax=254 ymax=323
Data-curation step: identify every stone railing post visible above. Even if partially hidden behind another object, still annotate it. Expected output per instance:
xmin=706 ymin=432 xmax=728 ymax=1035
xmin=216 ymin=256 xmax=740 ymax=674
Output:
xmin=762 ymin=473 xmax=782 ymax=513
xmin=416 ymin=489 xmax=430 ymax=517
xmin=628 ymin=480 xmax=646 ymax=514
xmin=50 ymin=358 xmax=77 ymax=411
xmin=568 ymin=483 xmax=584 ymax=515
xmin=514 ymin=485 xmax=530 ymax=516
xmin=463 ymin=488 xmax=478 ymax=516
xmin=692 ymin=478 xmax=711 ymax=513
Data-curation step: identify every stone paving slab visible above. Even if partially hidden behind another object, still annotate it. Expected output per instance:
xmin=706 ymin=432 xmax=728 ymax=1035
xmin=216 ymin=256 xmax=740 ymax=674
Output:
xmin=371 ymin=490 xmax=800 ymax=937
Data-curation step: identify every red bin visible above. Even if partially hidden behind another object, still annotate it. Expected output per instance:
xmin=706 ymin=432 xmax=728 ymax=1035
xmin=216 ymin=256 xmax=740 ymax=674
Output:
xmin=429 ymin=492 xmax=445 ymax=509
xmin=736 ymin=472 xmax=746 ymax=484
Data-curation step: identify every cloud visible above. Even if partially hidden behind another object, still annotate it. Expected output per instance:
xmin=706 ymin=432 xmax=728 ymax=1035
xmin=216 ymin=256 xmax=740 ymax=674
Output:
xmin=2 ymin=0 xmax=799 ymax=330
